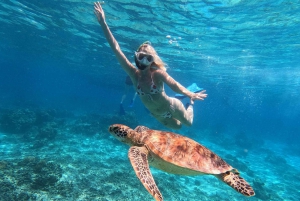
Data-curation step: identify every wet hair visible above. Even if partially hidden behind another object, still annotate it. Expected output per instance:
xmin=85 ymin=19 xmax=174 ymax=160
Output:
xmin=136 ymin=42 xmax=167 ymax=71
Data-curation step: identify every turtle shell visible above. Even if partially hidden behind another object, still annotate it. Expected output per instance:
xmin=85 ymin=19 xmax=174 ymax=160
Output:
xmin=134 ymin=126 xmax=233 ymax=175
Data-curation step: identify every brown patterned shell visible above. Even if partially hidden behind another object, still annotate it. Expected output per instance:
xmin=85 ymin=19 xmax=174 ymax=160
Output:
xmin=135 ymin=126 xmax=233 ymax=175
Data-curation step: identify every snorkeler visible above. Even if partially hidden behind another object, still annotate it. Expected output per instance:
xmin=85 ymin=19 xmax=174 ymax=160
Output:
xmin=119 ymin=75 xmax=137 ymax=115
xmin=94 ymin=2 xmax=207 ymax=129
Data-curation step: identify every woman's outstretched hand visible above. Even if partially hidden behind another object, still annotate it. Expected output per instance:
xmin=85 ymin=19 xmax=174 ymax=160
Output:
xmin=94 ymin=2 xmax=105 ymax=24
xmin=191 ymin=90 xmax=207 ymax=105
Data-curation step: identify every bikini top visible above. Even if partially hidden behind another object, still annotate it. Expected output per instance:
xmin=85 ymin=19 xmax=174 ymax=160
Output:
xmin=136 ymin=76 xmax=163 ymax=96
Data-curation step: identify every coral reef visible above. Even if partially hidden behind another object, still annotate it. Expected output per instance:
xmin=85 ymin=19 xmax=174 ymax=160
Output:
xmin=0 ymin=108 xmax=139 ymax=138
xmin=37 ymin=122 xmax=58 ymax=140
xmin=0 ymin=109 xmax=37 ymax=134
xmin=0 ymin=157 xmax=62 ymax=200
xmin=68 ymin=113 xmax=104 ymax=136
xmin=0 ymin=108 xmax=60 ymax=134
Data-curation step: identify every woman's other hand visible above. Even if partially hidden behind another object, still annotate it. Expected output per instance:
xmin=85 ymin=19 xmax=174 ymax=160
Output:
xmin=94 ymin=2 xmax=105 ymax=24
xmin=191 ymin=90 xmax=207 ymax=104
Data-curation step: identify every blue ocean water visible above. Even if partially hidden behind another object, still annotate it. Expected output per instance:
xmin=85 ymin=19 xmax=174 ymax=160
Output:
xmin=0 ymin=0 xmax=299 ymax=200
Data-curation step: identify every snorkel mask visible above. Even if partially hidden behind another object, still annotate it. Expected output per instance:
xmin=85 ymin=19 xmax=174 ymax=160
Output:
xmin=134 ymin=41 xmax=154 ymax=70
xmin=135 ymin=51 xmax=154 ymax=70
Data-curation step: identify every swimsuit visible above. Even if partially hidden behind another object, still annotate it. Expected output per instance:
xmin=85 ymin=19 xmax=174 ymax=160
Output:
xmin=150 ymin=98 xmax=175 ymax=119
xmin=161 ymin=111 xmax=172 ymax=118
xmin=137 ymin=75 xmax=175 ymax=119
xmin=136 ymin=76 xmax=163 ymax=98
xmin=161 ymin=98 xmax=175 ymax=118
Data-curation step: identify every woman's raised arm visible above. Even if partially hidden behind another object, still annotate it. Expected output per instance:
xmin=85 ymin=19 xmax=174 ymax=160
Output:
xmin=94 ymin=2 xmax=136 ymax=76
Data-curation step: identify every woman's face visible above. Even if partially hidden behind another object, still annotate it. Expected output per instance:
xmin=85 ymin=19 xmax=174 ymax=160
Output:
xmin=135 ymin=45 xmax=155 ymax=70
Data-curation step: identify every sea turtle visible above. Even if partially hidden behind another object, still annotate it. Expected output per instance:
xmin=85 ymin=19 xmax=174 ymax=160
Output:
xmin=108 ymin=124 xmax=255 ymax=201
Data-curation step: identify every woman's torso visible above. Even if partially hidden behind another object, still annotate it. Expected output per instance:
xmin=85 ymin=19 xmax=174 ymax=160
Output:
xmin=133 ymin=70 xmax=171 ymax=115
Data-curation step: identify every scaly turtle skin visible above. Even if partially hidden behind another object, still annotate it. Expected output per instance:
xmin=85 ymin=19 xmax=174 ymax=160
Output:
xmin=108 ymin=124 xmax=255 ymax=201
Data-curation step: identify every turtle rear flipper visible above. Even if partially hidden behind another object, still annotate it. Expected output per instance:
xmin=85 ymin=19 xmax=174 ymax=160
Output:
xmin=216 ymin=171 xmax=255 ymax=197
xmin=128 ymin=146 xmax=163 ymax=201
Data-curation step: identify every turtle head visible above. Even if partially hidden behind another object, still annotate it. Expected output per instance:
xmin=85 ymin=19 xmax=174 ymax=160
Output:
xmin=108 ymin=124 xmax=133 ymax=145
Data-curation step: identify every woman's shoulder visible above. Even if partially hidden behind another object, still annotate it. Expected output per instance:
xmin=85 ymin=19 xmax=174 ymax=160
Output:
xmin=152 ymin=68 xmax=168 ymax=76
xmin=152 ymin=69 xmax=170 ymax=82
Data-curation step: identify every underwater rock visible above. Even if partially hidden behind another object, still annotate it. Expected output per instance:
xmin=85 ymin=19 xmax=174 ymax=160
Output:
xmin=265 ymin=153 xmax=287 ymax=165
xmin=37 ymin=122 xmax=58 ymax=140
xmin=35 ymin=109 xmax=55 ymax=125
xmin=31 ymin=139 xmax=49 ymax=149
xmin=69 ymin=114 xmax=104 ymax=136
xmin=0 ymin=108 xmax=37 ymax=134
xmin=0 ymin=108 xmax=64 ymax=135
xmin=0 ymin=160 xmax=8 ymax=170
xmin=252 ymin=179 xmax=271 ymax=200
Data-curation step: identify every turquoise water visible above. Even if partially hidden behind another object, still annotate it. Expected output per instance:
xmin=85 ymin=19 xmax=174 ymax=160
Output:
xmin=0 ymin=0 xmax=299 ymax=200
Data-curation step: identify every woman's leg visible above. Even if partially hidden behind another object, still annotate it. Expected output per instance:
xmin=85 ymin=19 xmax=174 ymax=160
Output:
xmin=152 ymin=113 xmax=182 ymax=130
xmin=169 ymin=98 xmax=193 ymax=127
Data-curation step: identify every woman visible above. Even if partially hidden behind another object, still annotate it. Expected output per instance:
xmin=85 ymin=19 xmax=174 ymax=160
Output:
xmin=94 ymin=2 xmax=207 ymax=129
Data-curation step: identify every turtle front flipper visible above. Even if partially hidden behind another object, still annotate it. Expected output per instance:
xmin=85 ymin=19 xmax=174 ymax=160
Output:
xmin=128 ymin=146 xmax=163 ymax=201
xmin=216 ymin=171 xmax=255 ymax=197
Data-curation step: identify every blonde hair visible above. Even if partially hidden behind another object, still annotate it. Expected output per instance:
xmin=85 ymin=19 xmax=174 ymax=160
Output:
xmin=137 ymin=43 xmax=167 ymax=71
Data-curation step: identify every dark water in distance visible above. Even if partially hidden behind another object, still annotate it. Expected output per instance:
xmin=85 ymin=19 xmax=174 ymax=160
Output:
xmin=0 ymin=1 xmax=300 ymax=200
